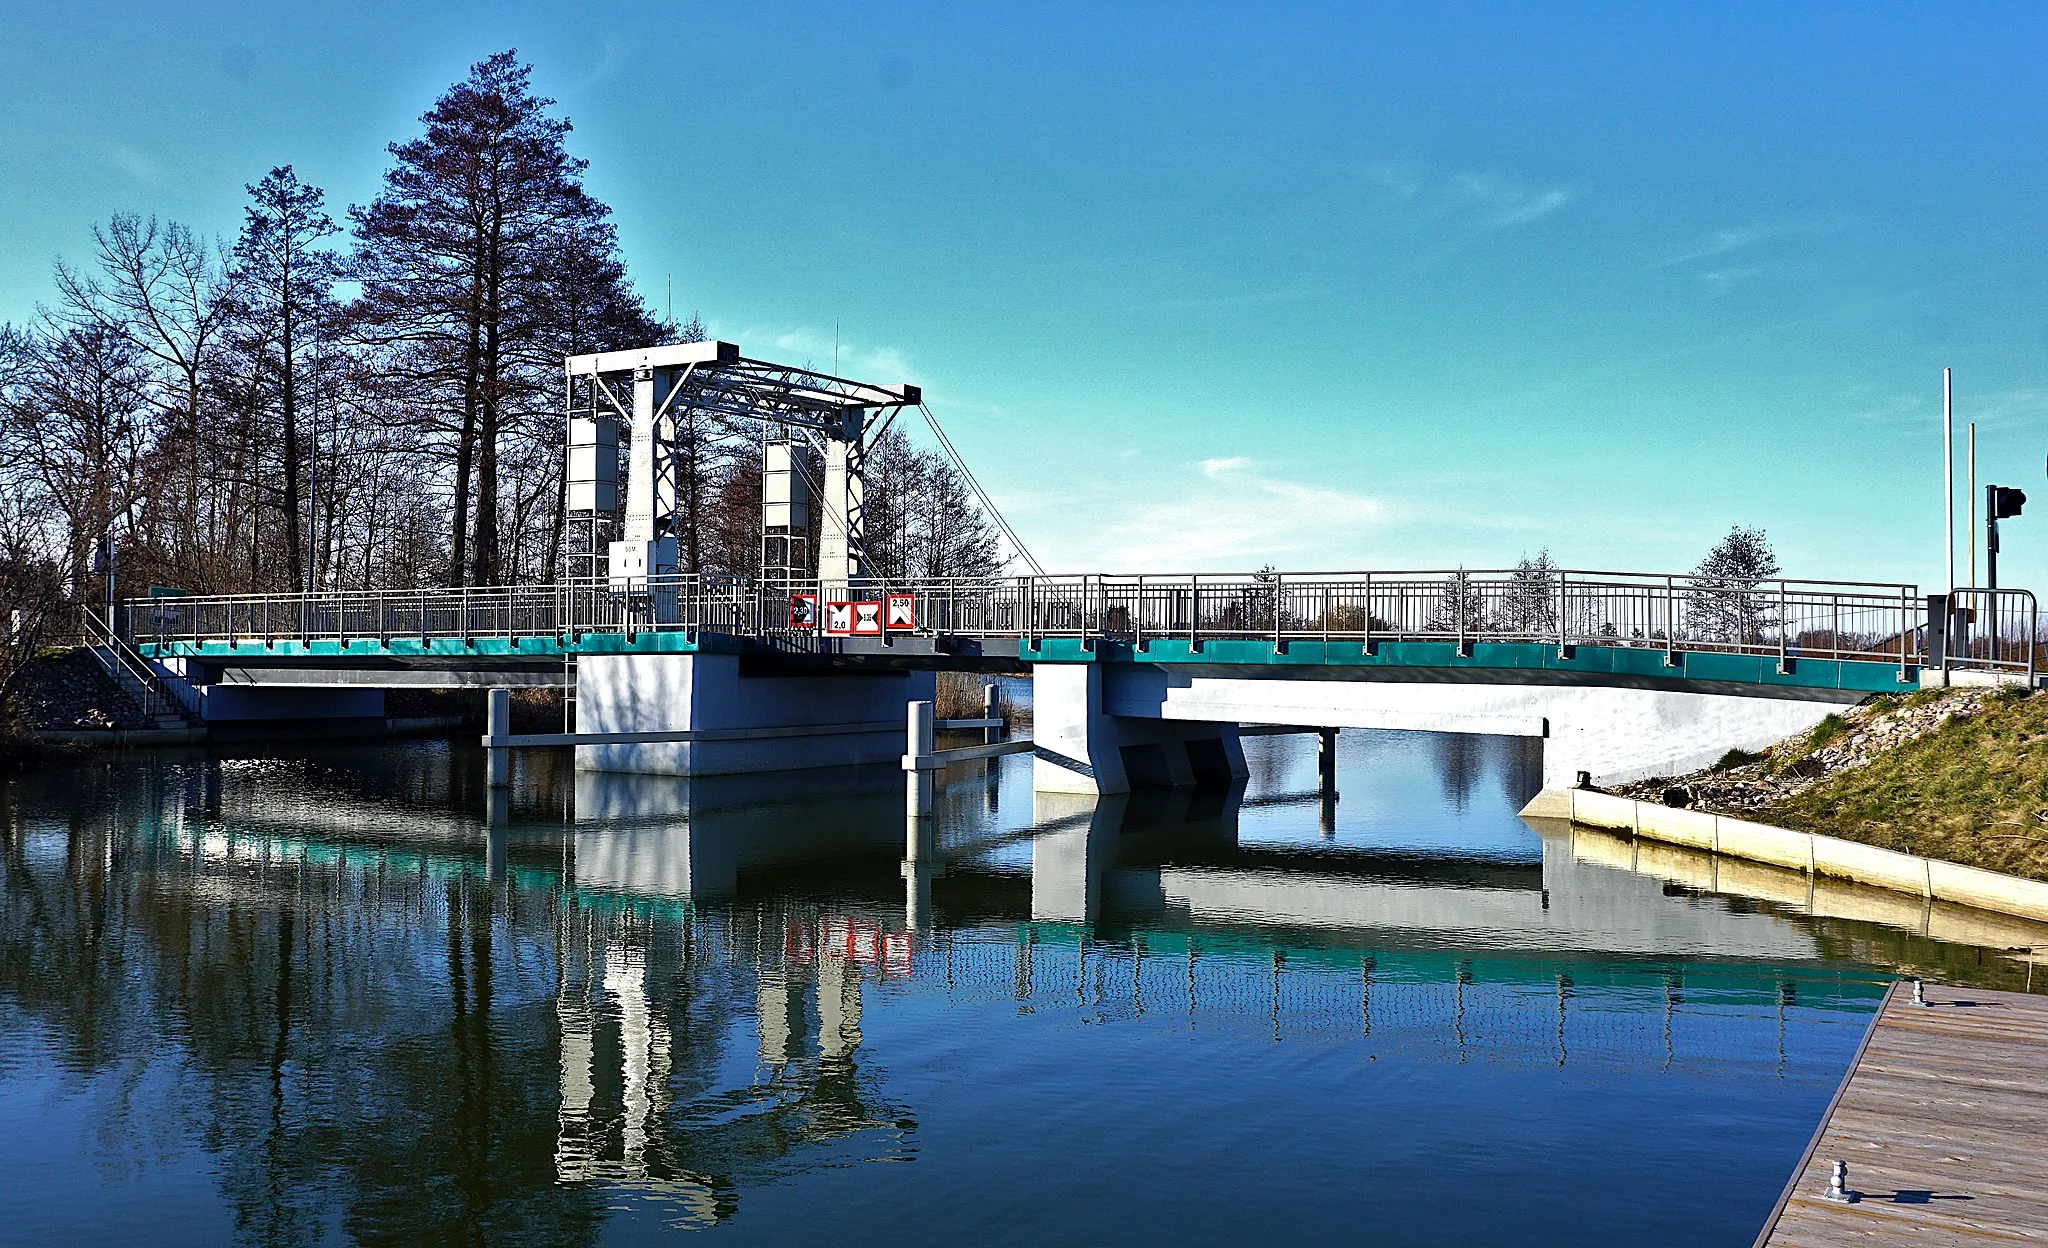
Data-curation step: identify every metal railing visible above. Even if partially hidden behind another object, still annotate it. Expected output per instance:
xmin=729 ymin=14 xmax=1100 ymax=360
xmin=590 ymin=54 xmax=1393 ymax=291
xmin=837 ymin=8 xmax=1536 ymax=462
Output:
xmin=1941 ymin=588 xmax=2039 ymax=682
xmin=82 ymin=606 xmax=201 ymax=723
xmin=127 ymin=567 xmax=1928 ymax=673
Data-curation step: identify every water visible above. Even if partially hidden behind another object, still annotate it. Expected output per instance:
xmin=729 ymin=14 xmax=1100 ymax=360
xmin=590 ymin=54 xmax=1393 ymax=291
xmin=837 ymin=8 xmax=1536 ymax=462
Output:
xmin=0 ymin=730 xmax=2035 ymax=1246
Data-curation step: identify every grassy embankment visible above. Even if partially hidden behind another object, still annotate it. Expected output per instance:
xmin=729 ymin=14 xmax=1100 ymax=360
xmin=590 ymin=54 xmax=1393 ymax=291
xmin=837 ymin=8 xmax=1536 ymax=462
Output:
xmin=1747 ymin=687 xmax=2048 ymax=882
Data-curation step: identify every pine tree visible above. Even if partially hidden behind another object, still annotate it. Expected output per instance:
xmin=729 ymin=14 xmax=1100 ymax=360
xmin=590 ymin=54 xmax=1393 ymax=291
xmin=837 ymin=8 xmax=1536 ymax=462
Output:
xmin=1689 ymin=525 xmax=1781 ymax=643
xmin=1496 ymin=549 xmax=1559 ymax=635
xmin=230 ymin=167 xmax=343 ymax=592
xmin=350 ymin=50 xmax=656 ymax=585
xmin=1428 ymin=568 xmax=1487 ymax=633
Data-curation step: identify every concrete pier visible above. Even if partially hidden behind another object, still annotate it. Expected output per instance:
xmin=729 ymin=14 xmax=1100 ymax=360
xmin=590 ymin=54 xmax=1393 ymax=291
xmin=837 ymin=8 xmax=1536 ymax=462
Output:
xmin=574 ymin=652 xmax=934 ymax=777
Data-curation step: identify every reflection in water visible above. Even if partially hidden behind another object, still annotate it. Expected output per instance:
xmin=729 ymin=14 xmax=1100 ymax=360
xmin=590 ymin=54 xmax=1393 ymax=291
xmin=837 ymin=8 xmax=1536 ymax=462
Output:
xmin=0 ymin=731 xmax=2039 ymax=1246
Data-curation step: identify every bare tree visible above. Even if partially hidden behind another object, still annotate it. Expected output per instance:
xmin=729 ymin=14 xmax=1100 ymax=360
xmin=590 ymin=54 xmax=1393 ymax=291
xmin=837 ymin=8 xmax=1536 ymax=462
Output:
xmin=1689 ymin=526 xmax=1781 ymax=644
xmin=51 ymin=215 xmax=233 ymax=585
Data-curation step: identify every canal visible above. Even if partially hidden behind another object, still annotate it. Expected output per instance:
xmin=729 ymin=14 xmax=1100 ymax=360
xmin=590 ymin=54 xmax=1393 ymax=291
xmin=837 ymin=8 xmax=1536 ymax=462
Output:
xmin=0 ymin=729 xmax=2036 ymax=1245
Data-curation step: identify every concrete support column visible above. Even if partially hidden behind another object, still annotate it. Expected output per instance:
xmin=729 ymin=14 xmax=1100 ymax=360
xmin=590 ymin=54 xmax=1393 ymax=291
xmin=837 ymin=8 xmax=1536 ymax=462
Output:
xmin=487 ymin=688 xmax=511 ymax=789
xmin=1031 ymin=663 xmax=1130 ymax=794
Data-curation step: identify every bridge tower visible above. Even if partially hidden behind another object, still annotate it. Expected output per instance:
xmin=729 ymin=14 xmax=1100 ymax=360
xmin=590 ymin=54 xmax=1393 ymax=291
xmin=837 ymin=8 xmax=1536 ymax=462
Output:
xmin=562 ymin=341 xmax=919 ymax=591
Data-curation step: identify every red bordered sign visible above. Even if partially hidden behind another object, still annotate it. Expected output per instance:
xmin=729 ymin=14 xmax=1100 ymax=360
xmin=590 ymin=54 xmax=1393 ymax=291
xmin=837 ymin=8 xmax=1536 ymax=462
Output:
xmin=852 ymin=601 xmax=884 ymax=636
xmin=789 ymin=593 xmax=818 ymax=629
xmin=823 ymin=601 xmax=856 ymax=635
xmin=886 ymin=593 xmax=917 ymax=630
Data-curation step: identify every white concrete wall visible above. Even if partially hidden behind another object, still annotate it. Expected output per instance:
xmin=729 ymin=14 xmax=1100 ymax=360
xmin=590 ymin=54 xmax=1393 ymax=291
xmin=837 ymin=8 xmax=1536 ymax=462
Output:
xmin=1031 ymin=663 xmax=1128 ymax=794
xmin=1101 ymin=667 xmax=1844 ymax=789
xmin=575 ymin=652 xmax=934 ymax=776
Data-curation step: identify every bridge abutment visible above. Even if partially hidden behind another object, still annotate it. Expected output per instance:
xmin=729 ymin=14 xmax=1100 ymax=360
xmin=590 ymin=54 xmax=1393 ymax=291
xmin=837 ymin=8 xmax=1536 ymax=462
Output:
xmin=574 ymin=653 xmax=934 ymax=777
xmin=1031 ymin=664 xmax=1249 ymax=794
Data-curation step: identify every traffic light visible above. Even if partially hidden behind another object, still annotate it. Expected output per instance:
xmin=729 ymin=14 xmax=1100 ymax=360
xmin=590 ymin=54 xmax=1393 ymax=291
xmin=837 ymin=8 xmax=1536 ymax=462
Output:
xmin=1986 ymin=483 xmax=2027 ymax=588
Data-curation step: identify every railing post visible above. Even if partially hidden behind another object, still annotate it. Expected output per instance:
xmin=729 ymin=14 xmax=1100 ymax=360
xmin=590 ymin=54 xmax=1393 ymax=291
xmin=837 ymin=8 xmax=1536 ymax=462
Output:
xmin=1273 ymin=571 xmax=1284 ymax=649
xmin=1135 ymin=574 xmax=1145 ymax=650
xmin=1189 ymin=573 xmax=1199 ymax=649
xmin=1777 ymin=580 xmax=1790 ymax=673
xmin=2029 ymin=594 xmax=2038 ymax=686
xmin=1900 ymin=585 xmax=1912 ymax=683
xmin=1455 ymin=574 xmax=1467 ymax=657
xmin=1664 ymin=575 xmax=1678 ymax=667
xmin=1556 ymin=570 xmax=1568 ymax=657
xmin=1362 ymin=572 xmax=1372 ymax=654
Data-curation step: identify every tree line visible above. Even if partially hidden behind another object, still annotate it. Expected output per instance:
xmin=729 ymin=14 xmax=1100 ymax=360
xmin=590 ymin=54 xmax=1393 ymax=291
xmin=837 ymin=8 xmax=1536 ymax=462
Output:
xmin=0 ymin=50 xmax=1004 ymax=648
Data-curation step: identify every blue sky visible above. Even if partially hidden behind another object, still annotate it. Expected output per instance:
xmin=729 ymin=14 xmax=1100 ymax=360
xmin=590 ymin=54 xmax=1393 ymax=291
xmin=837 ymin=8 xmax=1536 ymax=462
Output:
xmin=4 ymin=3 xmax=2047 ymax=588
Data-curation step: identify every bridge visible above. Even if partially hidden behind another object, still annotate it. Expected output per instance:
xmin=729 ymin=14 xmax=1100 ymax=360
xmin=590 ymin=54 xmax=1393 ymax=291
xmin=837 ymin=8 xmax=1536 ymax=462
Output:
xmin=98 ymin=337 xmax=2044 ymax=808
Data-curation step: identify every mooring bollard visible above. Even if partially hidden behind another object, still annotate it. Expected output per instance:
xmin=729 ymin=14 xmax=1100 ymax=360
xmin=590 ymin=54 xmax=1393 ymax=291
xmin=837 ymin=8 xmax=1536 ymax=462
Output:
xmin=1822 ymin=1159 xmax=1856 ymax=1203
xmin=906 ymin=699 xmax=934 ymax=817
xmin=1914 ymin=978 xmax=1928 ymax=1007
xmin=487 ymin=688 xmax=511 ymax=789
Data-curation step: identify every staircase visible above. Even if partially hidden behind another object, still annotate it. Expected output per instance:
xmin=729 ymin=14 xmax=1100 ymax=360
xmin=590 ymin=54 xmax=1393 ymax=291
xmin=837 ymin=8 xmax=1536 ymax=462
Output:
xmin=81 ymin=608 xmax=203 ymax=731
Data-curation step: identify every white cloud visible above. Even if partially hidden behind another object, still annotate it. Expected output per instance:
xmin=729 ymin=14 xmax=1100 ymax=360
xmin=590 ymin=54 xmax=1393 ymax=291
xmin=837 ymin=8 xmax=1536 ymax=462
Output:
xmin=1698 ymin=266 xmax=1764 ymax=294
xmin=104 ymin=144 xmax=158 ymax=183
xmin=1970 ymin=388 xmax=2048 ymax=430
xmin=734 ymin=324 xmax=922 ymax=385
xmin=1360 ymin=162 xmax=1576 ymax=233
xmin=1453 ymin=174 xmax=1575 ymax=230
xmin=1085 ymin=459 xmax=1387 ymax=568
xmin=1657 ymin=225 xmax=1783 ymax=270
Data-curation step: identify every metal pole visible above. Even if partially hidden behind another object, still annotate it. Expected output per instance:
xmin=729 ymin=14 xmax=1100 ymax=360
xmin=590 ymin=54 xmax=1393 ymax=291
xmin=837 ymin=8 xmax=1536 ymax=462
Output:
xmin=1945 ymin=367 xmax=1955 ymax=593
xmin=1969 ymin=421 xmax=1978 ymax=586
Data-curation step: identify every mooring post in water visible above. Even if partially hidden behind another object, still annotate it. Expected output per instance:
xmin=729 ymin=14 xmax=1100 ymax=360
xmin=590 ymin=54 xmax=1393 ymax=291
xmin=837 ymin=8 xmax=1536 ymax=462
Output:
xmin=907 ymin=699 xmax=935 ymax=817
xmin=487 ymin=688 xmax=511 ymax=789
xmin=984 ymin=681 xmax=1001 ymax=746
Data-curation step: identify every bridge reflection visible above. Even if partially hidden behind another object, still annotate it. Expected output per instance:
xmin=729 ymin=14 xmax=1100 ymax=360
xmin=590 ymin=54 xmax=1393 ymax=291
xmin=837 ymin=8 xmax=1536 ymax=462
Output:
xmin=2 ymin=740 xmax=1993 ymax=1240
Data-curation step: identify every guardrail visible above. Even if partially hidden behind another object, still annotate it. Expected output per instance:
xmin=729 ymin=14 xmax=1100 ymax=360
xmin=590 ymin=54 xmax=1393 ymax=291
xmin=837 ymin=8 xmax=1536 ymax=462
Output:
xmin=1939 ymin=588 xmax=2039 ymax=682
xmin=124 ymin=567 xmax=1928 ymax=672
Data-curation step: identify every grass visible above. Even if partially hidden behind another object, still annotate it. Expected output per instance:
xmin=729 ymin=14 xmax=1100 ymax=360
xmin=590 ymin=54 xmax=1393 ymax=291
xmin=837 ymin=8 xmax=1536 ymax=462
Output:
xmin=1808 ymin=713 xmax=1848 ymax=749
xmin=1761 ymin=689 xmax=2048 ymax=881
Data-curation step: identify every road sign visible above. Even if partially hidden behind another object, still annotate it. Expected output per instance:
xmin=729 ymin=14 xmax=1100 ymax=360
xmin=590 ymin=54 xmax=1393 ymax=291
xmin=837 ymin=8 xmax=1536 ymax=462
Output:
xmin=886 ymin=593 xmax=916 ymax=630
xmin=852 ymin=601 xmax=884 ymax=635
xmin=789 ymin=593 xmax=817 ymax=628
xmin=823 ymin=602 xmax=855 ymax=635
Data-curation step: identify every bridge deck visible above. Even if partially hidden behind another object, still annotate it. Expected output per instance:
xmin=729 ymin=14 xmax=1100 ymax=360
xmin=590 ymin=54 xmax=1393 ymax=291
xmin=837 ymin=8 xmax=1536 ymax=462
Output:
xmin=1758 ymin=980 xmax=2048 ymax=1247
xmin=143 ymin=633 xmax=1919 ymax=695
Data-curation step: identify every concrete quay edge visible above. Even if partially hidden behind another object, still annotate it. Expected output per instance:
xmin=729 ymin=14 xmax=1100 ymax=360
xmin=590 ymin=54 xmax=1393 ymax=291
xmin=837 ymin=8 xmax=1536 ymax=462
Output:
xmin=1521 ymin=786 xmax=2048 ymax=925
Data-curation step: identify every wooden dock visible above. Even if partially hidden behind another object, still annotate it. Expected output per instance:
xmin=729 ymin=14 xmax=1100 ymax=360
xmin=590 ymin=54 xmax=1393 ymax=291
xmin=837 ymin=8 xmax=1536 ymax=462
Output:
xmin=1757 ymin=979 xmax=2048 ymax=1246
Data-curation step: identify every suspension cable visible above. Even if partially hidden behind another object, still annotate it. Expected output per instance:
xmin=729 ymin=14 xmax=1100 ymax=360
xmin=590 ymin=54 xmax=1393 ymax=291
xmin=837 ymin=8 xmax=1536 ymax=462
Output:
xmin=917 ymin=402 xmax=1046 ymax=576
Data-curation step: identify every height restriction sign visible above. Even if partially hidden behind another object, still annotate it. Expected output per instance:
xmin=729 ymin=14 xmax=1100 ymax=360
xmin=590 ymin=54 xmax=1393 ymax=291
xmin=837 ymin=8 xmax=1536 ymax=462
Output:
xmin=823 ymin=602 xmax=855 ymax=635
xmin=852 ymin=601 xmax=884 ymax=635
xmin=886 ymin=593 xmax=916 ymax=630
xmin=789 ymin=593 xmax=818 ymax=629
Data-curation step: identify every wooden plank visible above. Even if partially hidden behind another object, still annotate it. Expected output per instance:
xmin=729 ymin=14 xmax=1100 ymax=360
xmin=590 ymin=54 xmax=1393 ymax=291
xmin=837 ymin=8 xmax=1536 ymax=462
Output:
xmin=1760 ymin=981 xmax=2048 ymax=1247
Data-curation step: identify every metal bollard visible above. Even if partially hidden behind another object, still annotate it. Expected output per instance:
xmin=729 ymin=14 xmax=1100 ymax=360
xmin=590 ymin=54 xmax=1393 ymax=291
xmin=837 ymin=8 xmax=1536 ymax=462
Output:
xmin=486 ymin=688 xmax=511 ymax=789
xmin=906 ymin=700 xmax=934 ymax=817
xmin=1913 ymin=979 xmax=1928 ymax=1007
xmin=1821 ymin=1159 xmax=1856 ymax=1203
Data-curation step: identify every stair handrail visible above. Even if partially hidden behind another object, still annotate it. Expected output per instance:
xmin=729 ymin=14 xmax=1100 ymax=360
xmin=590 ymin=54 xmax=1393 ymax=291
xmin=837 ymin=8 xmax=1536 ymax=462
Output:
xmin=80 ymin=606 xmax=200 ymax=723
